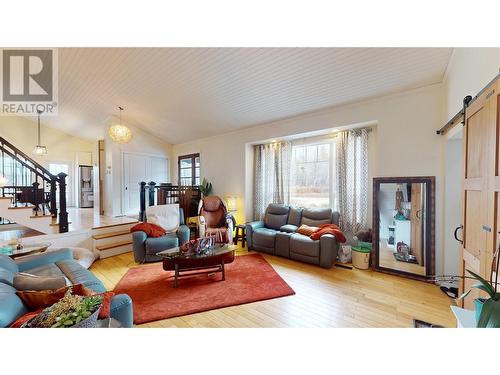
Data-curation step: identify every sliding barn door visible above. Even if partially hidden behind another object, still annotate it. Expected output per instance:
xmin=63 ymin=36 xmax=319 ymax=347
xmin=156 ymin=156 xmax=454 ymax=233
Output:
xmin=461 ymin=79 xmax=499 ymax=309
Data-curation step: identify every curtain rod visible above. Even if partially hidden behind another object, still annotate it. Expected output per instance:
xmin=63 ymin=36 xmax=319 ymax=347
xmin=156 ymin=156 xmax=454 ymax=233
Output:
xmin=437 ymin=71 xmax=500 ymax=136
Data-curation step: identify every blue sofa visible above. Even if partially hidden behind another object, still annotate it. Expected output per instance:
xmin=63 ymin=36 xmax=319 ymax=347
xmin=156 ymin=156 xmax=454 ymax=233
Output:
xmin=0 ymin=249 xmax=133 ymax=328
xmin=132 ymin=207 xmax=190 ymax=263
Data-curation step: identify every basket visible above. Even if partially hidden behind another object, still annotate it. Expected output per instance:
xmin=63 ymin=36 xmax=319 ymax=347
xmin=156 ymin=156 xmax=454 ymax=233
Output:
xmin=351 ymin=246 xmax=371 ymax=270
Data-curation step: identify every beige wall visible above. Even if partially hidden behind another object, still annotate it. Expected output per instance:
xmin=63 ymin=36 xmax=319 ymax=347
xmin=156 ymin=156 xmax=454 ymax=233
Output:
xmin=172 ymin=84 xmax=445 ymax=271
xmin=444 ymin=48 xmax=500 ymax=119
xmin=103 ymin=116 xmax=173 ymax=217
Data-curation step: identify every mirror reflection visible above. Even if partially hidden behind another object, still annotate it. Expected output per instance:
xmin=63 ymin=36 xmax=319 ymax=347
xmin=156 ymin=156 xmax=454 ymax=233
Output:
xmin=377 ymin=182 xmax=427 ymax=276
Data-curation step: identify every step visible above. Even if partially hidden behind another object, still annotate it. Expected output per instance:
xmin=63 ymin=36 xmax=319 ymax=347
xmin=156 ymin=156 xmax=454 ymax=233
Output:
xmin=30 ymin=214 xmax=52 ymax=219
xmin=92 ymin=229 xmax=131 ymax=240
xmin=95 ymin=239 xmax=133 ymax=252
xmin=0 ymin=196 xmax=13 ymax=200
xmin=91 ymin=221 xmax=138 ymax=237
xmin=8 ymin=206 xmax=34 ymax=210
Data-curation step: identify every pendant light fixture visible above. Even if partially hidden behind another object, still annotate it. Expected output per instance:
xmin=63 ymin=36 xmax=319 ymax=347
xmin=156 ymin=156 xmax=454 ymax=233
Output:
xmin=108 ymin=106 xmax=132 ymax=143
xmin=33 ymin=110 xmax=48 ymax=156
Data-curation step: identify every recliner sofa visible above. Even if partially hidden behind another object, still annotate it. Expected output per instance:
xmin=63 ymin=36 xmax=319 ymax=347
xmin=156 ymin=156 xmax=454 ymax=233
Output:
xmin=0 ymin=248 xmax=133 ymax=328
xmin=246 ymin=204 xmax=340 ymax=268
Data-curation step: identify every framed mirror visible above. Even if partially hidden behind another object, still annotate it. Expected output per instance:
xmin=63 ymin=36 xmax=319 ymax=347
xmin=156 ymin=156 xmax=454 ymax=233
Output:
xmin=372 ymin=176 xmax=435 ymax=281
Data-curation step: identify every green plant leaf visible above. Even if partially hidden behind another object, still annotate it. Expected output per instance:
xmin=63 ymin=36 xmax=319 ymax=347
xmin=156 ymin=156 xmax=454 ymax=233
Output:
xmin=457 ymin=289 xmax=472 ymax=300
xmin=466 ymin=269 xmax=496 ymax=297
xmin=477 ymin=299 xmax=500 ymax=328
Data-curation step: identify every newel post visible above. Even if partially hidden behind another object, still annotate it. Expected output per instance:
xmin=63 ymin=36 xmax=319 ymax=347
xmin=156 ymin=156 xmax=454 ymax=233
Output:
xmin=57 ymin=172 xmax=69 ymax=233
xmin=148 ymin=181 xmax=156 ymax=207
xmin=139 ymin=181 xmax=147 ymax=222
xmin=49 ymin=177 xmax=57 ymax=217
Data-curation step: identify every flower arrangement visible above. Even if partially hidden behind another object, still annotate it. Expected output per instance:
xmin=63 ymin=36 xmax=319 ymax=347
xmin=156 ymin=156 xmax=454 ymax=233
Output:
xmin=23 ymin=288 xmax=103 ymax=328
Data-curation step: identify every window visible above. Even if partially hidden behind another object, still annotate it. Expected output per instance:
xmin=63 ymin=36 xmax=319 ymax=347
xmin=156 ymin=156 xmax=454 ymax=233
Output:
xmin=178 ymin=153 xmax=200 ymax=186
xmin=48 ymin=162 xmax=73 ymax=206
xmin=290 ymin=143 xmax=332 ymax=208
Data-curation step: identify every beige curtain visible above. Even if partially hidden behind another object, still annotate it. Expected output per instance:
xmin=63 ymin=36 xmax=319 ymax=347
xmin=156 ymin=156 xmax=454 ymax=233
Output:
xmin=253 ymin=141 xmax=292 ymax=220
xmin=334 ymin=128 xmax=369 ymax=234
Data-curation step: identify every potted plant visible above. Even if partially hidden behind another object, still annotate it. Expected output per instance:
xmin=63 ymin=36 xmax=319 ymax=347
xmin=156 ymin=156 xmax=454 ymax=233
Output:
xmin=435 ymin=247 xmax=499 ymax=328
xmin=22 ymin=288 xmax=103 ymax=328
xmin=199 ymin=178 xmax=213 ymax=197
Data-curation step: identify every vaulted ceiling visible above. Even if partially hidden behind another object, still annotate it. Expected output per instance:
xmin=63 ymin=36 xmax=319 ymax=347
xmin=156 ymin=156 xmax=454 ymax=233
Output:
xmin=43 ymin=48 xmax=453 ymax=144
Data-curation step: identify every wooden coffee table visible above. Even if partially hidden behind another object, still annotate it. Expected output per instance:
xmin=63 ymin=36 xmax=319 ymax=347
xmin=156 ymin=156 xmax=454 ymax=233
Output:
xmin=156 ymin=244 xmax=237 ymax=288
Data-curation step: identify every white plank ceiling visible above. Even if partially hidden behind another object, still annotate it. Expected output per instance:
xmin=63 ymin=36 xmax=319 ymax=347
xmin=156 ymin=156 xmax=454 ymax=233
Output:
xmin=42 ymin=48 xmax=452 ymax=144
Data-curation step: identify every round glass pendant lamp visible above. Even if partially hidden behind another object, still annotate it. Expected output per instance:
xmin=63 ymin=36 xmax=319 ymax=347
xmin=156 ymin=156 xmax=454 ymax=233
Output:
xmin=109 ymin=106 xmax=132 ymax=143
xmin=33 ymin=110 xmax=48 ymax=155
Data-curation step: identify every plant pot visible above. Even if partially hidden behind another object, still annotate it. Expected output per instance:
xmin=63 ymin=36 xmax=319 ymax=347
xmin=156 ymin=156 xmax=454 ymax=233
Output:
xmin=474 ymin=298 xmax=486 ymax=324
xmin=72 ymin=306 xmax=102 ymax=328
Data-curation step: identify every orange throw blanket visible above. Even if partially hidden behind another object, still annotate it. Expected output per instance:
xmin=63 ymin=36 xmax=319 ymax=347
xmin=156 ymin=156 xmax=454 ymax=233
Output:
xmin=130 ymin=222 xmax=166 ymax=238
xmin=309 ymin=224 xmax=346 ymax=243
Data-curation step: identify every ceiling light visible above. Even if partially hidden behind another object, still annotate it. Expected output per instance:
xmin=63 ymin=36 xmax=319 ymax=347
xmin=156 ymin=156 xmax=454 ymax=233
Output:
xmin=33 ymin=110 xmax=48 ymax=156
xmin=109 ymin=106 xmax=132 ymax=143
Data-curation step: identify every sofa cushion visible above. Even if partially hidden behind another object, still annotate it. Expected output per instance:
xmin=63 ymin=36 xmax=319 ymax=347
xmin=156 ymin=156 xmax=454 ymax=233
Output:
xmin=288 ymin=207 xmax=303 ymax=227
xmin=56 ymin=260 xmax=106 ymax=293
xmin=0 ymin=254 xmax=19 ymax=273
xmin=145 ymin=234 xmax=179 ymax=255
xmin=301 ymin=208 xmax=333 ymax=227
xmin=13 ymin=272 xmax=67 ymax=291
xmin=290 ymin=233 xmax=320 ymax=258
xmin=0 ymin=268 xmax=15 ymax=286
xmin=0 ymin=282 xmax=28 ymax=328
xmin=23 ymin=263 xmax=66 ymax=279
xmin=253 ymin=228 xmax=278 ymax=248
xmin=280 ymin=224 xmax=298 ymax=233
xmin=264 ymin=204 xmax=290 ymax=230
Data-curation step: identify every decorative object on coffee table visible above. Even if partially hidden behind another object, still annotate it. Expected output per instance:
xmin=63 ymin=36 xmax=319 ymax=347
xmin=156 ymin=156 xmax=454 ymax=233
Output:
xmin=156 ymin=243 xmax=237 ymax=288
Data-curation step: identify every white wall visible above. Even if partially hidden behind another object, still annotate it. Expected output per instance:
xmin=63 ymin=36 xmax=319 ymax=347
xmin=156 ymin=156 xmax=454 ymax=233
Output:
xmin=172 ymin=84 xmax=445 ymax=271
xmin=102 ymin=116 xmax=173 ymax=217
xmin=444 ymin=48 xmax=500 ymax=119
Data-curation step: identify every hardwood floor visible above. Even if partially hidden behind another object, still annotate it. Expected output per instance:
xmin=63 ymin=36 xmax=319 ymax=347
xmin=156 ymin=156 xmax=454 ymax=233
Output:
xmin=90 ymin=247 xmax=457 ymax=328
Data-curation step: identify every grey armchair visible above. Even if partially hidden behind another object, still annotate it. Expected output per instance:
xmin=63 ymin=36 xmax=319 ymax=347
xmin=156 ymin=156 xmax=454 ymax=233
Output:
xmin=132 ymin=207 xmax=190 ymax=263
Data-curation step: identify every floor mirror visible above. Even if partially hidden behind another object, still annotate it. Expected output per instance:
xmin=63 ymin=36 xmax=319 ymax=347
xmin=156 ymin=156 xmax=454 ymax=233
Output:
xmin=372 ymin=176 xmax=435 ymax=281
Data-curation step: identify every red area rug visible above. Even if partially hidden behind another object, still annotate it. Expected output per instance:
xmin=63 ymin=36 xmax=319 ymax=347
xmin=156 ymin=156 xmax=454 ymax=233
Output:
xmin=113 ymin=253 xmax=295 ymax=324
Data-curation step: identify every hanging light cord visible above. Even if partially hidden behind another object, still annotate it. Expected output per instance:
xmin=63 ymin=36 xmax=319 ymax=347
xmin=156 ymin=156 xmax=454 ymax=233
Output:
xmin=119 ymin=106 xmax=124 ymax=125
xmin=37 ymin=110 xmax=42 ymax=145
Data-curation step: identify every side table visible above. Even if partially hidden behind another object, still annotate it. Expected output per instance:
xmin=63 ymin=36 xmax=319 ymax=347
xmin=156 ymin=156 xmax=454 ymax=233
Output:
xmin=234 ymin=224 xmax=247 ymax=249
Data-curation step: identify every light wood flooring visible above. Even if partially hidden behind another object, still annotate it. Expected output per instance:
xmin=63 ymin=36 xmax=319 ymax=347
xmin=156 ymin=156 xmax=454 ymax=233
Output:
xmin=66 ymin=208 xmax=138 ymax=231
xmin=90 ymin=247 xmax=457 ymax=328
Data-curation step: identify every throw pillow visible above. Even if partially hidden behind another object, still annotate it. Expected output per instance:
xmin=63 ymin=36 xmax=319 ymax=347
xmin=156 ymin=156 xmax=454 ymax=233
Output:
xmin=9 ymin=308 xmax=45 ymax=328
xmin=297 ymin=224 xmax=320 ymax=236
xmin=13 ymin=272 xmax=67 ymax=291
xmin=16 ymin=286 xmax=69 ymax=310
xmin=146 ymin=204 xmax=179 ymax=233
xmin=130 ymin=222 xmax=166 ymax=238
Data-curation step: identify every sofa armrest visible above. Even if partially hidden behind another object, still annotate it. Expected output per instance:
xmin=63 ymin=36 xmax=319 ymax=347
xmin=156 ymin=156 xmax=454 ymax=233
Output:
xmin=177 ymin=225 xmax=190 ymax=245
xmin=16 ymin=248 xmax=73 ymax=272
xmin=132 ymin=231 xmax=148 ymax=263
xmin=246 ymin=221 xmax=264 ymax=249
xmin=319 ymin=234 xmax=339 ymax=268
xmin=110 ymin=293 xmax=133 ymax=328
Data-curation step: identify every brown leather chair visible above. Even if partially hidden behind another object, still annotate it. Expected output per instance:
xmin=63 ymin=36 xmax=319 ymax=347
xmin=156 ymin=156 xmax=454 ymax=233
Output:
xmin=197 ymin=196 xmax=233 ymax=243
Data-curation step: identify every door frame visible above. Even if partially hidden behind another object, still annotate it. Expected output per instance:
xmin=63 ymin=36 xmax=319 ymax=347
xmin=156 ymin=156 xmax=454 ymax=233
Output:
xmin=121 ymin=151 xmax=169 ymax=216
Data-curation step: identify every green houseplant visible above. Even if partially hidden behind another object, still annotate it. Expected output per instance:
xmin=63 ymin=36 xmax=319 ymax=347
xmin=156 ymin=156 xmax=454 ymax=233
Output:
xmin=199 ymin=178 xmax=213 ymax=197
xmin=458 ymin=269 xmax=500 ymax=328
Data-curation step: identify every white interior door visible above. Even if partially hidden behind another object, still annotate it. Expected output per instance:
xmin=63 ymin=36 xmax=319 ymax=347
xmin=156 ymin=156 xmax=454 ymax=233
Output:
xmin=123 ymin=153 xmax=168 ymax=216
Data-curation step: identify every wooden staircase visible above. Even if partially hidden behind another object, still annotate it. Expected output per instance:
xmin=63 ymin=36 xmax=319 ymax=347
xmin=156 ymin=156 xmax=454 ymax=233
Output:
xmin=0 ymin=196 xmax=58 ymax=234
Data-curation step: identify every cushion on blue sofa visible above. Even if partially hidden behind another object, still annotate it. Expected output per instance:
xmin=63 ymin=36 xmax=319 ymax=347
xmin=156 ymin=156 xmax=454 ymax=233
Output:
xmin=253 ymin=227 xmax=278 ymax=248
xmin=145 ymin=234 xmax=179 ymax=255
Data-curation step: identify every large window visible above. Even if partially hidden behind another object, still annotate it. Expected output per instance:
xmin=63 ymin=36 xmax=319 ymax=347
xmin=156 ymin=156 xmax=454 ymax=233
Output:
xmin=290 ymin=143 xmax=332 ymax=208
xmin=178 ymin=153 xmax=200 ymax=186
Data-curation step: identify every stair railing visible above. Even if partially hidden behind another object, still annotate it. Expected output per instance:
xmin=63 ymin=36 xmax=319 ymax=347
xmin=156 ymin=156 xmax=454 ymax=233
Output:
xmin=0 ymin=137 xmax=69 ymax=233
xmin=138 ymin=182 xmax=201 ymax=221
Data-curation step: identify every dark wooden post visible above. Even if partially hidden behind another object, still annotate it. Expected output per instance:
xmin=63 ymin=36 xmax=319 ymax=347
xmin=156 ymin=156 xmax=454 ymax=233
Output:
xmin=148 ymin=181 xmax=156 ymax=207
xmin=32 ymin=181 xmax=40 ymax=216
xmin=49 ymin=177 xmax=57 ymax=217
xmin=139 ymin=181 xmax=147 ymax=222
xmin=57 ymin=172 xmax=69 ymax=233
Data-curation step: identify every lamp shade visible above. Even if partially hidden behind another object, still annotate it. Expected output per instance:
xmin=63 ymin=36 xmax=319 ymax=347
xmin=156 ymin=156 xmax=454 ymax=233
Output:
xmin=33 ymin=145 xmax=48 ymax=155
xmin=108 ymin=124 xmax=132 ymax=143
xmin=225 ymin=196 xmax=237 ymax=212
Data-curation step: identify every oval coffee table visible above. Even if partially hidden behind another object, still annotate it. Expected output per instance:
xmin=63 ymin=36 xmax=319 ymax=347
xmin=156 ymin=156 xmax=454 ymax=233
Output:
xmin=156 ymin=244 xmax=237 ymax=288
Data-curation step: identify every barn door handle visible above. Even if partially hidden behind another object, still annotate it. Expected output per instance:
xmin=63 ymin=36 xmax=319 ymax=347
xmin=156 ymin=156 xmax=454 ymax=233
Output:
xmin=454 ymin=225 xmax=463 ymax=244
xmin=416 ymin=210 xmax=422 ymax=219
xmin=482 ymin=225 xmax=492 ymax=233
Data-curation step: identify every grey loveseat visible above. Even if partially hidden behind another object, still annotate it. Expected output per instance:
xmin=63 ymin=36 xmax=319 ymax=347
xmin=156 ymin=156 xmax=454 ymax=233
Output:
xmin=246 ymin=204 xmax=340 ymax=268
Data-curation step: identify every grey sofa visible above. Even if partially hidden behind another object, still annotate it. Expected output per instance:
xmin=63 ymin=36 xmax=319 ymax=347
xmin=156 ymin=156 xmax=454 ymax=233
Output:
xmin=246 ymin=204 xmax=340 ymax=268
